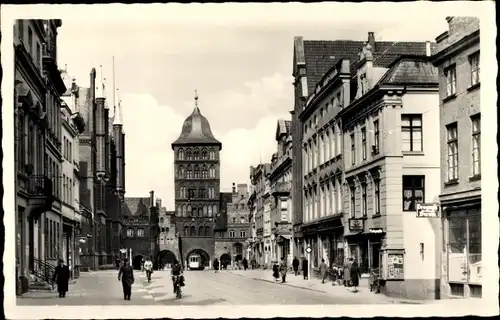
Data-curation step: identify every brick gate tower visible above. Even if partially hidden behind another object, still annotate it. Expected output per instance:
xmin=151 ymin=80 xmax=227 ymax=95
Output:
xmin=171 ymin=91 xmax=222 ymax=269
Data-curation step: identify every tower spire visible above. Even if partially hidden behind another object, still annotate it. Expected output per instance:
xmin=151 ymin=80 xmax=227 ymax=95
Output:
xmin=194 ymin=89 xmax=199 ymax=108
xmin=113 ymin=98 xmax=123 ymax=126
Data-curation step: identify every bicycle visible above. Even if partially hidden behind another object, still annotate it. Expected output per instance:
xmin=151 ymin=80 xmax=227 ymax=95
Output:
xmin=172 ymin=274 xmax=183 ymax=299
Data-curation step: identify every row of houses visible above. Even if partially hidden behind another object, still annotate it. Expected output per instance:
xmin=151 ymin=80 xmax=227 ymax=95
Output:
xmin=247 ymin=17 xmax=481 ymax=300
xmin=14 ymin=19 xmax=127 ymax=294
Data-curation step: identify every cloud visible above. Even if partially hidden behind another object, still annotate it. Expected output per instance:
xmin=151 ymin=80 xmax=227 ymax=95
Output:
xmin=121 ymin=73 xmax=291 ymax=210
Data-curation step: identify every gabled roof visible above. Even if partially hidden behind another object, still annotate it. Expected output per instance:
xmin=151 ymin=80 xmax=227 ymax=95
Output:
xmin=297 ymin=37 xmax=436 ymax=95
xmin=122 ymin=197 xmax=151 ymax=217
xmin=378 ymin=56 xmax=438 ymax=85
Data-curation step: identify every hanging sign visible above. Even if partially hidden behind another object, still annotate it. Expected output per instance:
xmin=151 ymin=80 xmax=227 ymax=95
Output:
xmin=348 ymin=218 xmax=364 ymax=232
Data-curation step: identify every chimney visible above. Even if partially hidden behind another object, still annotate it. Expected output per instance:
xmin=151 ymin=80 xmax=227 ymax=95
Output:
xmin=232 ymin=182 xmax=236 ymax=194
xmin=156 ymin=198 xmax=162 ymax=208
xmin=90 ymin=68 xmax=96 ymax=101
xmin=426 ymin=41 xmax=431 ymax=57
xmin=149 ymin=190 xmax=154 ymax=207
xmin=367 ymin=32 xmax=376 ymax=51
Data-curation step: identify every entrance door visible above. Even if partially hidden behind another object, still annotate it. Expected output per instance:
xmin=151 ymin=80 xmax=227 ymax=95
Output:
xmin=28 ymin=217 xmax=34 ymax=271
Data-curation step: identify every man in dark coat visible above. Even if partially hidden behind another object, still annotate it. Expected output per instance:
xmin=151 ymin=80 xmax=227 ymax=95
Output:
xmin=52 ymin=259 xmax=70 ymax=298
xmin=242 ymin=257 xmax=248 ymax=270
xmin=118 ymin=259 xmax=134 ymax=300
xmin=213 ymin=258 xmax=220 ymax=273
xmin=301 ymin=257 xmax=309 ymax=280
xmin=292 ymin=257 xmax=299 ymax=276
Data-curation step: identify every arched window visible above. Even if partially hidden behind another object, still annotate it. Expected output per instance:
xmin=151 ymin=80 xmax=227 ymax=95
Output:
xmin=194 ymin=165 xmax=200 ymax=179
xmin=208 ymin=206 xmax=213 ymax=216
xmin=137 ymin=228 xmax=145 ymax=237
xmin=182 ymin=205 xmax=187 ymax=217
xmin=201 ymin=149 xmax=208 ymax=160
xmin=177 ymin=205 xmax=182 ymax=216
xmin=208 ymin=186 xmax=215 ymax=198
xmin=209 ymin=166 xmax=216 ymax=178
xmin=190 ymin=226 xmax=196 ymax=236
xmin=178 ymin=149 xmax=184 ymax=160
xmin=198 ymin=226 xmax=204 ymax=236
xmin=160 ymin=217 xmax=164 ymax=224
xmin=209 ymin=148 xmax=216 ymax=159
xmin=204 ymin=226 xmax=210 ymax=237
xmin=186 ymin=166 xmax=193 ymax=179
xmin=198 ymin=184 xmax=205 ymax=198
xmin=192 ymin=207 xmax=198 ymax=217
xmin=126 ymin=228 xmax=134 ymax=237
xmin=240 ymin=230 xmax=246 ymax=238
xmin=177 ymin=166 xmax=184 ymax=178
xmin=186 ymin=149 xmax=192 ymax=160
xmin=229 ymin=230 xmax=235 ymax=238
xmin=213 ymin=205 xmax=218 ymax=214
xmin=202 ymin=165 xmax=208 ymax=178
xmin=187 ymin=205 xmax=192 ymax=216
xmin=203 ymin=205 xmax=208 ymax=216
xmin=193 ymin=149 xmax=200 ymax=160
xmin=184 ymin=226 xmax=189 ymax=236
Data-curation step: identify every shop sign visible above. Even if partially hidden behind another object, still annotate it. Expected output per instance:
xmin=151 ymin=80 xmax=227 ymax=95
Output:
xmin=369 ymin=228 xmax=384 ymax=234
xmin=348 ymin=218 xmax=364 ymax=232
xmin=416 ymin=203 xmax=440 ymax=218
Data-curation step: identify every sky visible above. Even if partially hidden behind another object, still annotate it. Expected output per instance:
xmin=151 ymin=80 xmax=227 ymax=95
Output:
xmin=47 ymin=4 xmax=454 ymax=210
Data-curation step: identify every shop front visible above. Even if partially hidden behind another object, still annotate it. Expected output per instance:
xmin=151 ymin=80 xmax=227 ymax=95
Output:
xmin=443 ymin=203 xmax=482 ymax=298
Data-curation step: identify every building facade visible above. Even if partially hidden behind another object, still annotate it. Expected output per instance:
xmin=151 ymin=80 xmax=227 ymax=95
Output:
xmin=171 ymin=95 xmax=222 ymax=269
xmin=215 ymin=183 xmax=250 ymax=268
xmin=14 ymin=20 xmax=63 ymax=289
xmin=122 ymin=191 xmax=159 ymax=270
xmin=156 ymin=202 xmax=178 ymax=270
xmin=431 ymin=17 xmax=481 ymax=299
xmin=248 ymin=163 xmax=270 ymax=267
xmin=60 ymin=80 xmax=86 ymax=277
xmin=268 ymin=120 xmax=293 ymax=265
xmin=337 ymin=42 xmax=441 ymax=299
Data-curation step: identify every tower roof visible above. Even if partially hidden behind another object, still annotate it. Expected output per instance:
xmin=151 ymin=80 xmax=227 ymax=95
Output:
xmin=171 ymin=90 xmax=221 ymax=149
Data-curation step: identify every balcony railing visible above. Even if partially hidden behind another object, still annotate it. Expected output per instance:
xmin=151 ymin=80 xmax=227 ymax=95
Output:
xmin=27 ymin=175 xmax=52 ymax=197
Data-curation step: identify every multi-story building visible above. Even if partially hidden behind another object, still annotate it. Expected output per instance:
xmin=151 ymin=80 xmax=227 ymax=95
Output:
xmin=215 ymin=183 xmax=250 ymax=268
xmin=156 ymin=201 xmax=178 ymax=269
xmin=431 ymin=17 xmax=481 ymax=299
xmin=171 ymin=94 xmax=222 ymax=269
xmin=262 ymin=178 xmax=273 ymax=266
xmin=337 ymin=41 xmax=441 ymax=300
xmin=14 ymin=20 xmax=63 ymax=291
xmin=268 ymin=119 xmax=293 ymax=265
xmin=246 ymin=184 xmax=257 ymax=261
xmin=122 ymin=191 xmax=159 ymax=269
xmin=248 ymin=163 xmax=270 ymax=266
xmin=60 ymin=74 xmax=86 ymax=277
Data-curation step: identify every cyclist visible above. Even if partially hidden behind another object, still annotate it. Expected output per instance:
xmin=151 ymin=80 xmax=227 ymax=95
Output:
xmin=171 ymin=259 xmax=183 ymax=297
xmin=144 ymin=258 xmax=153 ymax=282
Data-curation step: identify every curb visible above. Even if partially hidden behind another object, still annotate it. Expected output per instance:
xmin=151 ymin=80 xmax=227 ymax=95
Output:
xmin=230 ymin=272 xmax=325 ymax=293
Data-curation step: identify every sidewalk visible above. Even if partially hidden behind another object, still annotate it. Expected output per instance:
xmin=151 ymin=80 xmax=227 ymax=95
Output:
xmin=228 ymin=269 xmax=422 ymax=304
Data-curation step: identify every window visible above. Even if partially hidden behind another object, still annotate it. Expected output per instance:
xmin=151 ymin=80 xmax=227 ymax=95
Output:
xmin=209 ymin=166 xmax=216 ymax=178
xmin=36 ymin=42 xmax=41 ymax=69
xmin=184 ymin=226 xmax=189 ymax=236
xmin=350 ymin=133 xmax=356 ymax=165
xmin=361 ymin=183 xmax=367 ymax=217
xmin=202 ymin=166 xmax=208 ymax=178
xmin=445 ymin=65 xmax=457 ymax=97
xmin=186 ymin=169 xmax=192 ymax=179
xmin=446 ymin=123 xmax=459 ymax=182
xmin=229 ymin=230 xmax=235 ymax=238
xmin=350 ymin=186 xmax=356 ymax=217
xmin=204 ymin=226 xmax=210 ymax=237
xmin=126 ymin=228 xmax=134 ymax=237
xmin=186 ymin=150 xmax=192 ymax=160
xmin=201 ymin=150 xmax=208 ymax=160
xmin=209 ymin=149 xmax=216 ymax=159
xmin=240 ymin=230 xmax=246 ymax=238
xmin=374 ymin=179 xmax=380 ymax=215
xmin=136 ymin=228 xmax=145 ymax=237
xmin=28 ymin=26 xmax=33 ymax=54
xmin=194 ymin=149 xmax=200 ymax=160
xmin=194 ymin=165 xmax=200 ymax=179
xmin=178 ymin=149 xmax=184 ymax=160
xmin=373 ymin=120 xmax=380 ymax=154
xmin=361 ymin=127 xmax=367 ymax=160
xmin=190 ymin=226 xmax=196 ymax=236
xmin=402 ymin=176 xmax=425 ymax=211
xmin=401 ymin=114 xmax=423 ymax=152
xmin=209 ymin=187 xmax=215 ymax=198
xmin=471 ymin=116 xmax=481 ymax=176
xmin=469 ymin=52 xmax=480 ymax=86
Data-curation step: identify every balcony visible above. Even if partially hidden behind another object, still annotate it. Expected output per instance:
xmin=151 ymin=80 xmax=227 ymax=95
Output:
xmin=271 ymin=181 xmax=291 ymax=197
xmin=27 ymin=175 xmax=54 ymax=220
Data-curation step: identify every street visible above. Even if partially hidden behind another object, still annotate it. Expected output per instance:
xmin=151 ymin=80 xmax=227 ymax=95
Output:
xmin=17 ymin=269 xmax=399 ymax=306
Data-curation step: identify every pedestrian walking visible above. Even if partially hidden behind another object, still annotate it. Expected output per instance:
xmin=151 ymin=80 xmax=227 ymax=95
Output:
xmin=301 ymin=257 xmax=308 ymax=280
xmin=350 ymin=259 xmax=361 ymax=293
xmin=343 ymin=259 xmax=352 ymax=287
xmin=319 ymin=258 xmax=328 ymax=284
xmin=272 ymin=261 xmax=280 ymax=281
xmin=279 ymin=257 xmax=287 ymax=283
xmin=331 ymin=264 xmax=340 ymax=285
xmin=118 ymin=259 xmax=134 ymax=300
xmin=242 ymin=257 xmax=248 ymax=270
xmin=52 ymin=259 xmax=70 ymax=298
xmin=213 ymin=258 xmax=220 ymax=273
xmin=292 ymin=257 xmax=299 ymax=276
